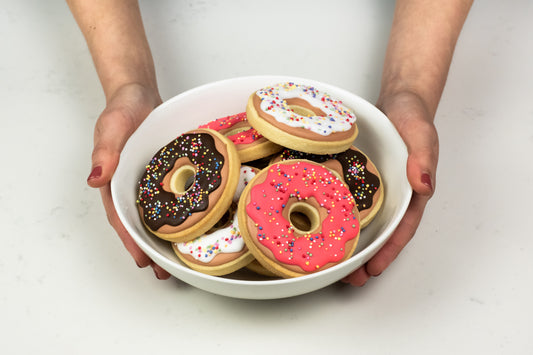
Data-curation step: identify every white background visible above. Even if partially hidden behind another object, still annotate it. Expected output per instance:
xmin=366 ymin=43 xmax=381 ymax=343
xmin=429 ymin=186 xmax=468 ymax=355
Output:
xmin=1 ymin=1 xmax=532 ymax=354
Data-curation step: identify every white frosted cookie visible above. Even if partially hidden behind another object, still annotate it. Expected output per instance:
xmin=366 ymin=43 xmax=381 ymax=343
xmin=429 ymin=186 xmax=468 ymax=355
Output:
xmin=172 ymin=166 xmax=259 ymax=276
xmin=246 ymin=82 xmax=358 ymax=154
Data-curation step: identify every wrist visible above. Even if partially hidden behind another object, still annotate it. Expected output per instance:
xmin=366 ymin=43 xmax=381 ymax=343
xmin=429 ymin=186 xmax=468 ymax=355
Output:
xmin=104 ymin=75 xmax=159 ymax=105
xmin=377 ymin=86 xmax=433 ymax=123
xmin=377 ymin=65 xmax=444 ymax=120
xmin=106 ymin=82 xmax=162 ymax=112
xmin=94 ymin=42 xmax=158 ymax=103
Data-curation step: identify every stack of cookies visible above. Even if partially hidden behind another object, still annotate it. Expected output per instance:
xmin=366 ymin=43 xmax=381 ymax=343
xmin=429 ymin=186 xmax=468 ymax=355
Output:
xmin=137 ymin=82 xmax=383 ymax=278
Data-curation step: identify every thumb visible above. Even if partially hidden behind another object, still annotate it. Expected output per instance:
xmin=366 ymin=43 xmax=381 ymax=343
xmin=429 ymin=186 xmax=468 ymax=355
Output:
xmin=401 ymin=118 xmax=439 ymax=197
xmin=378 ymin=92 xmax=439 ymax=198
xmin=87 ymin=109 xmax=135 ymax=188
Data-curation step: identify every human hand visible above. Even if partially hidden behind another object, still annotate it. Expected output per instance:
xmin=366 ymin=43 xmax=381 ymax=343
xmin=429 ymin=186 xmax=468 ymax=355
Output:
xmin=342 ymin=91 xmax=438 ymax=286
xmin=86 ymin=83 xmax=170 ymax=280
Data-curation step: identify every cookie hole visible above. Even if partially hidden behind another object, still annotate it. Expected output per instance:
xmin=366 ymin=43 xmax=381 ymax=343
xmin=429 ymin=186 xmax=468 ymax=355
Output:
xmin=288 ymin=105 xmax=317 ymax=117
xmin=225 ymin=126 xmax=252 ymax=137
xmin=289 ymin=202 xmax=320 ymax=234
xmin=170 ymin=165 xmax=196 ymax=194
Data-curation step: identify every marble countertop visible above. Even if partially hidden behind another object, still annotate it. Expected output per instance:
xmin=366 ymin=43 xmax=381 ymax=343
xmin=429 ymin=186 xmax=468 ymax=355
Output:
xmin=1 ymin=1 xmax=532 ymax=354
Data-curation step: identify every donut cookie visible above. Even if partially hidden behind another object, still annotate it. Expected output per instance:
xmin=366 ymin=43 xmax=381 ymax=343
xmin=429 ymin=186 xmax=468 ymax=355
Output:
xmin=238 ymin=160 xmax=360 ymax=278
xmin=245 ymin=259 xmax=278 ymax=278
xmin=171 ymin=166 xmax=258 ymax=275
xmin=272 ymin=146 xmax=383 ymax=228
xmin=137 ymin=129 xmax=240 ymax=242
xmin=199 ymin=112 xmax=282 ymax=162
xmin=246 ymin=82 xmax=358 ymax=154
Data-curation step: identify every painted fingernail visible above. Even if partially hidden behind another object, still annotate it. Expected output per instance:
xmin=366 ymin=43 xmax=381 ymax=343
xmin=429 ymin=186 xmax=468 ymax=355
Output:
xmin=421 ymin=173 xmax=433 ymax=191
xmin=87 ymin=166 xmax=102 ymax=181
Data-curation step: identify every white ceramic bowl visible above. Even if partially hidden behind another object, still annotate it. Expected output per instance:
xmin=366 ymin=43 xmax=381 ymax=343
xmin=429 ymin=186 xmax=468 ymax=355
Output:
xmin=111 ymin=75 xmax=412 ymax=299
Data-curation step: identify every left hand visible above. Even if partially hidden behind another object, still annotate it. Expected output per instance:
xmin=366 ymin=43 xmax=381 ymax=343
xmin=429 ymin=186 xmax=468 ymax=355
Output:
xmin=342 ymin=91 xmax=438 ymax=286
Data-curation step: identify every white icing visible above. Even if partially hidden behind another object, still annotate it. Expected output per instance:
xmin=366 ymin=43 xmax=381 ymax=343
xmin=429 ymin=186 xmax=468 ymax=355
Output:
xmin=256 ymin=82 xmax=356 ymax=136
xmin=176 ymin=212 xmax=242 ymax=263
xmin=174 ymin=166 xmax=257 ymax=263
xmin=233 ymin=166 xmax=257 ymax=203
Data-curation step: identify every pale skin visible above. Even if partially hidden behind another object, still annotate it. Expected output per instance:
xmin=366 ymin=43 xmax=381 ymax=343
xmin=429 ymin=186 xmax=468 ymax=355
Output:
xmin=67 ymin=0 xmax=473 ymax=284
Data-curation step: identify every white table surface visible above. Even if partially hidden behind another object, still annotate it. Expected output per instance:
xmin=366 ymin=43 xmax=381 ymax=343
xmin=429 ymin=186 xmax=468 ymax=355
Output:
xmin=1 ymin=1 xmax=532 ymax=354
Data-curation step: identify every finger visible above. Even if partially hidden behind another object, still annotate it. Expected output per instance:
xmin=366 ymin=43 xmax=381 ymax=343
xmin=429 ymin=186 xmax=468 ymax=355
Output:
xmin=151 ymin=262 xmax=171 ymax=280
xmin=341 ymin=264 xmax=371 ymax=287
xmin=365 ymin=192 xmax=430 ymax=276
xmin=87 ymin=108 xmax=136 ymax=188
xmin=100 ymin=184 xmax=152 ymax=268
xmin=399 ymin=118 xmax=439 ymax=197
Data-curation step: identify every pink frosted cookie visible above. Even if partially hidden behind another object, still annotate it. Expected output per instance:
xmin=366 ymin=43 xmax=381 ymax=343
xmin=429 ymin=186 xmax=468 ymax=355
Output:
xmin=271 ymin=146 xmax=384 ymax=228
xmin=246 ymin=82 xmax=358 ymax=154
xmin=199 ymin=112 xmax=282 ymax=162
xmin=172 ymin=166 xmax=259 ymax=276
xmin=238 ymin=160 xmax=360 ymax=278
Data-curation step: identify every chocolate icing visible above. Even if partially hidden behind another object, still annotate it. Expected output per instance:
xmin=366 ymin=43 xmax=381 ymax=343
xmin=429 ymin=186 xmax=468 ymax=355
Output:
xmin=138 ymin=133 xmax=225 ymax=230
xmin=277 ymin=148 xmax=380 ymax=211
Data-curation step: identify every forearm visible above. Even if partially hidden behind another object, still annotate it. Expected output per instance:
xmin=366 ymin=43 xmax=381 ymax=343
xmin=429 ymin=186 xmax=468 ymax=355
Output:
xmin=379 ymin=0 xmax=473 ymax=118
xmin=66 ymin=0 xmax=158 ymax=101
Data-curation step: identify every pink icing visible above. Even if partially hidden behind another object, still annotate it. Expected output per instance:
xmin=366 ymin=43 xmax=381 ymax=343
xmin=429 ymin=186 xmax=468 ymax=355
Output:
xmin=245 ymin=161 xmax=359 ymax=272
xmin=199 ymin=112 xmax=263 ymax=145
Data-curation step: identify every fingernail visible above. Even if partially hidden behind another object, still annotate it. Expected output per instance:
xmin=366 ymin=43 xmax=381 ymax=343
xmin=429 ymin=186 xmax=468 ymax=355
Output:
xmin=421 ymin=173 xmax=433 ymax=191
xmin=87 ymin=166 xmax=102 ymax=181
